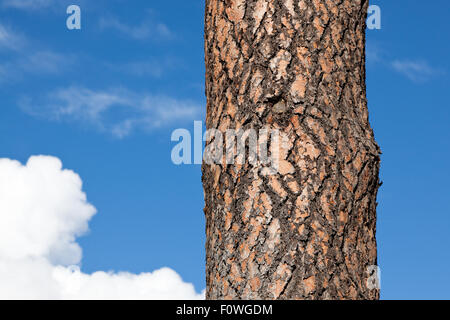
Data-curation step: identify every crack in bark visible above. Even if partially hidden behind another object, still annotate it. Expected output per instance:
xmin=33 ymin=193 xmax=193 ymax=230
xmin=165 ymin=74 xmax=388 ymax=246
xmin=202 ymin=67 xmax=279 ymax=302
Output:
xmin=204 ymin=0 xmax=380 ymax=300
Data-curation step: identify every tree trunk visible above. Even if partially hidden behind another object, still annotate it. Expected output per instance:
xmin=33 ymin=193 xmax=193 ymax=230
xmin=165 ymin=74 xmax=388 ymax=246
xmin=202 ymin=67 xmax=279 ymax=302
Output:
xmin=203 ymin=0 xmax=381 ymax=300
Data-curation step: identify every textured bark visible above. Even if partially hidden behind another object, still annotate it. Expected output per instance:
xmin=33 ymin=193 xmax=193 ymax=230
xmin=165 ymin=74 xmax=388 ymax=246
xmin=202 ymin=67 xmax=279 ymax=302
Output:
xmin=203 ymin=0 xmax=381 ymax=300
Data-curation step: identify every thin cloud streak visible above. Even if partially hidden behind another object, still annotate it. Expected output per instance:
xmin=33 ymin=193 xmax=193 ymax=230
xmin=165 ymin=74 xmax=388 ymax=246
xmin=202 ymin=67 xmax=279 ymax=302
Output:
xmin=391 ymin=60 xmax=442 ymax=83
xmin=0 ymin=23 xmax=75 ymax=82
xmin=106 ymin=57 xmax=182 ymax=78
xmin=0 ymin=50 xmax=75 ymax=82
xmin=99 ymin=16 xmax=173 ymax=41
xmin=20 ymin=86 xmax=202 ymax=138
xmin=0 ymin=24 xmax=24 ymax=51
xmin=2 ymin=0 xmax=52 ymax=10
xmin=365 ymin=42 xmax=443 ymax=83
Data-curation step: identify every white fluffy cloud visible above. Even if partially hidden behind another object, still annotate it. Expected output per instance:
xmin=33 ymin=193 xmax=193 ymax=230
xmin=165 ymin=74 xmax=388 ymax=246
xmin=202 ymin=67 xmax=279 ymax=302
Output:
xmin=0 ymin=155 xmax=203 ymax=299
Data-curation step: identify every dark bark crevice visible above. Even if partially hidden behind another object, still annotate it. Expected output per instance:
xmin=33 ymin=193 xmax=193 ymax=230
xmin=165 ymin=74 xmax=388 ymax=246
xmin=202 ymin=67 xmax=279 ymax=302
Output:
xmin=203 ymin=0 xmax=380 ymax=300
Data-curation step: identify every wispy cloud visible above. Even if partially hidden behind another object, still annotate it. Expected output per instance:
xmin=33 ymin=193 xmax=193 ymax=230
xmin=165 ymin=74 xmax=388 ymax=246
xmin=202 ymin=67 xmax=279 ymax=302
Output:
xmin=0 ymin=50 xmax=75 ymax=82
xmin=99 ymin=16 xmax=172 ymax=41
xmin=366 ymin=41 xmax=443 ymax=84
xmin=107 ymin=57 xmax=181 ymax=78
xmin=20 ymin=51 xmax=74 ymax=73
xmin=122 ymin=60 xmax=171 ymax=77
xmin=2 ymin=0 xmax=88 ymax=12
xmin=2 ymin=0 xmax=52 ymax=10
xmin=0 ymin=22 xmax=75 ymax=82
xmin=0 ymin=24 xmax=24 ymax=50
xmin=366 ymin=41 xmax=383 ymax=65
xmin=392 ymin=60 xmax=442 ymax=83
xmin=20 ymin=86 xmax=202 ymax=138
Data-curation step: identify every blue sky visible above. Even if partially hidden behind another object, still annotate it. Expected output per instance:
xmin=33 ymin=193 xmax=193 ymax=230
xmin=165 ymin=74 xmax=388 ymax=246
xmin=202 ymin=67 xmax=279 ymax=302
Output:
xmin=0 ymin=0 xmax=449 ymax=299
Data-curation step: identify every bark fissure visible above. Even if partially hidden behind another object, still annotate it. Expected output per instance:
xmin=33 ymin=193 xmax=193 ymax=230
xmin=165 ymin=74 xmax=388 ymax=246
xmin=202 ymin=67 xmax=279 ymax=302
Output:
xmin=203 ymin=0 xmax=380 ymax=300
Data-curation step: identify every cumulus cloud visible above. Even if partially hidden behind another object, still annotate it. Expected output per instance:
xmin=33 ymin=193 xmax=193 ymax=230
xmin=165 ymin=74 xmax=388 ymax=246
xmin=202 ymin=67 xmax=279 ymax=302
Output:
xmin=0 ymin=156 xmax=93 ymax=266
xmin=20 ymin=86 xmax=202 ymax=138
xmin=392 ymin=59 xmax=442 ymax=83
xmin=0 ymin=155 xmax=204 ymax=299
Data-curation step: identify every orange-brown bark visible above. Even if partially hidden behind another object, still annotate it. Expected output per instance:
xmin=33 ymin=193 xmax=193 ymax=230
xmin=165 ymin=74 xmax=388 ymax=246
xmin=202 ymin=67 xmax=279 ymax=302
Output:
xmin=203 ymin=0 xmax=381 ymax=300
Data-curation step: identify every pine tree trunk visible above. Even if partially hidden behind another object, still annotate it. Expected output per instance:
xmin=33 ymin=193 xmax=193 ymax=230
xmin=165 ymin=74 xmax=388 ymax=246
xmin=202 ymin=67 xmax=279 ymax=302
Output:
xmin=203 ymin=0 xmax=381 ymax=300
